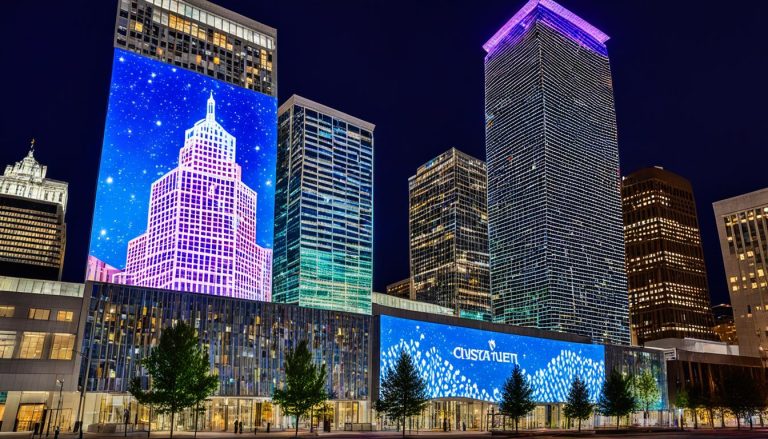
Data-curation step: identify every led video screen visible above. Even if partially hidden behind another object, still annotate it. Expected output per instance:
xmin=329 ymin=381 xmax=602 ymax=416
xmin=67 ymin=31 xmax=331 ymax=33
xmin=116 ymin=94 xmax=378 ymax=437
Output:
xmin=379 ymin=315 xmax=605 ymax=403
xmin=87 ymin=49 xmax=277 ymax=301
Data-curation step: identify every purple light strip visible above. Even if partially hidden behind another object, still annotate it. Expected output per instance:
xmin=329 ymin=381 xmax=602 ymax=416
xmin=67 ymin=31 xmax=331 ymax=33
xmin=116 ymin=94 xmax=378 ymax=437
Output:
xmin=483 ymin=0 xmax=609 ymax=53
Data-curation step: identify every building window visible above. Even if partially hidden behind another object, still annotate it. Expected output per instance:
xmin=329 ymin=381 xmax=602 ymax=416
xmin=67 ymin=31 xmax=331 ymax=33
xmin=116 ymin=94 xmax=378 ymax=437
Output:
xmin=0 ymin=306 xmax=14 ymax=317
xmin=28 ymin=308 xmax=50 ymax=320
xmin=56 ymin=311 xmax=74 ymax=322
xmin=19 ymin=332 xmax=46 ymax=359
xmin=0 ymin=331 xmax=15 ymax=358
xmin=50 ymin=334 xmax=75 ymax=360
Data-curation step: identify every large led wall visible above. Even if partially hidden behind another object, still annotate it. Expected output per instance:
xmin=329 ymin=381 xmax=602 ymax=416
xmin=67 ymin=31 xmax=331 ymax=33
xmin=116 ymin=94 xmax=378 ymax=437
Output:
xmin=379 ymin=315 xmax=605 ymax=403
xmin=87 ymin=49 xmax=277 ymax=301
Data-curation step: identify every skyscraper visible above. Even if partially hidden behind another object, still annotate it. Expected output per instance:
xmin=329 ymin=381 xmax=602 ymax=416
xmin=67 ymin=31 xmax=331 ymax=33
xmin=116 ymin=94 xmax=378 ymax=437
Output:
xmin=484 ymin=0 xmax=629 ymax=344
xmin=713 ymin=188 xmax=768 ymax=358
xmin=0 ymin=143 xmax=67 ymax=280
xmin=273 ymin=95 xmax=374 ymax=314
xmin=409 ymin=148 xmax=490 ymax=320
xmin=622 ymin=167 xmax=717 ymax=344
xmin=87 ymin=0 xmax=277 ymax=298
xmin=385 ymin=278 xmax=412 ymax=299
xmin=107 ymin=94 xmax=272 ymax=300
xmin=114 ymin=0 xmax=276 ymax=96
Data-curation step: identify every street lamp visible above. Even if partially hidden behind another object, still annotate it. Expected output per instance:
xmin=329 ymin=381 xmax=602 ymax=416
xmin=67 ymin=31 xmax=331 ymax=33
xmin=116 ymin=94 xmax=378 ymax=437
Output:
xmin=73 ymin=349 xmax=91 ymax=439
xmin=54 ymin=379 xmax=64 ymax=438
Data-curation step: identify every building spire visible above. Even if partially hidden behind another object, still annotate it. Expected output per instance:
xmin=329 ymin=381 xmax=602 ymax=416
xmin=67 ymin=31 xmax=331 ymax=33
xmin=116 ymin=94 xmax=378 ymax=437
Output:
xmin=207 ymin=92 xmax=216 ymax=122
xmin=28 ymin=138 xmax=35 ymax=157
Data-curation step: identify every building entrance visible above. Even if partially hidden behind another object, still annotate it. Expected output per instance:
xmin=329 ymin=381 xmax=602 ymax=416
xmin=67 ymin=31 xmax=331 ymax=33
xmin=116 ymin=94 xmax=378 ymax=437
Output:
xmin=15 ymin=403 xmax=44 ymax=432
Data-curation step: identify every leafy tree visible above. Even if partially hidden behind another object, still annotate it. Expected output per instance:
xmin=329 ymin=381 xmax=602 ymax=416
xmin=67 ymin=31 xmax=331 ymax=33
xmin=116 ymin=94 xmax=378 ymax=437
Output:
xmin=129 ymin=321 xmax=218 ymax=439
xmin=498 ymin=364 xmax=536 ymax=434
xmin=272 ymin=340 xmax=328 ymax=437
xmin=633 ymin=370 xmax=660 ymax=427
xmin=721 ymin=371 xmax=757 ymax=430
xmin=674 ymin=388 xmax=689 ymax=430
xmin=374 ymin=350 xmax=429 ymax=437
xmin=563 ymin=376 xmax=593 ymax=432
xmin=597 ymin=369 xmax=635 ymax=430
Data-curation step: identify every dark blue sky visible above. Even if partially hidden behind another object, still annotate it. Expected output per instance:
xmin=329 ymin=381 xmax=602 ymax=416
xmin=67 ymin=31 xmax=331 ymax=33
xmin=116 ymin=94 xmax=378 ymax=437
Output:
xmin=2 ymin=1 xmax=766 ymax=305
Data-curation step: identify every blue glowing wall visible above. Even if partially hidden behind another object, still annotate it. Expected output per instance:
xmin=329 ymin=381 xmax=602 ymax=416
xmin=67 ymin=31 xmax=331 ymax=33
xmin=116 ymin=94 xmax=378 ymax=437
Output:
xmin=379 ymin=315 xmax=605 ymax=403
xmin=87 ymin=49 xmax=277 ymax=300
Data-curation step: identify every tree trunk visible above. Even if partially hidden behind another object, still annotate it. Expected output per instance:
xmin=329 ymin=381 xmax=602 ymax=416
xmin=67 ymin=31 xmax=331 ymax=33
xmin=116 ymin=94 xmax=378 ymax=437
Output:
xmin=736 ymin=415 xmax=741 ymax=430
xmin=402 ymin=415 xmax=406 ymax=437
xmin=693 ymin=409 xmax=698 ymax=429
xmin=194 ymin=403 xmax=199 ymax=439
xmin=577 ymin=418 xmax=581 ymax=432
xmin=616 ymin=415 xmax=619 ymax=430
xmin=170 ymin=411 xmax=175 ymax=439
xmin=295 ymin=414 xmax=299 ymax=437
xmin=515 ymin=418 xmax=518 ymax=434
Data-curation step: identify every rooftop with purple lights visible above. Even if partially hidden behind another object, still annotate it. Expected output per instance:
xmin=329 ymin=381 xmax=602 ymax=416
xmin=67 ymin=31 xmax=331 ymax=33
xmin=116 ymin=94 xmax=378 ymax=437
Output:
xmin=483 ymin=0 xmax=609 ymax=54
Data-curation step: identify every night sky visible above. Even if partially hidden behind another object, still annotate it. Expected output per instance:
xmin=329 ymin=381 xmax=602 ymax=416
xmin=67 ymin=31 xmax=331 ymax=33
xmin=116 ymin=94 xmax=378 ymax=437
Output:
xmin=3 ymin=1 xmax=767 ymax=305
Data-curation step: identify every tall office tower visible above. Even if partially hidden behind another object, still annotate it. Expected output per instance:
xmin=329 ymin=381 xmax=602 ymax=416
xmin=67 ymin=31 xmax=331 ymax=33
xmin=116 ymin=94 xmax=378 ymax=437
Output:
xmin=0 ymin=143 xmax=67 ymax=280
xmin=110 ymin=95 xmax=272 ymax=300
xmin=88 ymin=0 xmax=277 ymax=298
xmin=115 ymin=0 xmax=276 ymax=95
xmin=713 ymin=188 xmax=768 ymax=358
xmin=622 ymin=167 xmax=717 ymax=344
xmin=408 ymin=148 xmax=490 ymax=320
xmin=273 ymin=95 xmax=374 ymax=314
xmin=484 ymin=0 xmax=629 ymax=344
xmin=385 ymin=278 xmax=412 ymax=299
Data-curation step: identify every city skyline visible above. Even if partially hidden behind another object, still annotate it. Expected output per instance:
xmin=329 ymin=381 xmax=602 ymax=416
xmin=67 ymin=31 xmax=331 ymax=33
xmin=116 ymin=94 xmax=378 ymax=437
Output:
xmin=3 ymin=0 xmax=767 ymax=306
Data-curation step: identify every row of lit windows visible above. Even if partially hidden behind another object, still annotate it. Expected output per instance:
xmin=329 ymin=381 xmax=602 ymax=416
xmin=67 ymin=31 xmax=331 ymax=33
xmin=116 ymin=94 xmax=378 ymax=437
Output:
xmin=0 ymin=306 xmax=73 ymax=322
xmin=0 ymin=331 xmax=75 ymax=360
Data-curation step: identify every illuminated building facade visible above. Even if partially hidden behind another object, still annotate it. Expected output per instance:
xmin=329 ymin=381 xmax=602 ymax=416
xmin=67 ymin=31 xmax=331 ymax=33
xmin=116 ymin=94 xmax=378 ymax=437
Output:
xmin=115 ymin=0 xmax=276 ymax=95
xmin=0 ymin=276 xmax=84 ymax=433
xmin=0 ymin=145 xmax=67 ymax=281
xmin=106 ymin=95 xmax=272 ymax=301
xmin=484 ymin=0 xmax=629 ymax=343
xmin=273 ymin=95 xmax=374 ymax=314
xmin=713 ymin=188 xmax=768 ymax=358
xmin=385 ymin=278 xmax=411 ymax=299
xmin=79 ymin=281 xmax=370 ymax=432
xmin=409 ymin=148 xmax=489 ymax=320
xmin=622 ymin=167 xmax=717 ymax=344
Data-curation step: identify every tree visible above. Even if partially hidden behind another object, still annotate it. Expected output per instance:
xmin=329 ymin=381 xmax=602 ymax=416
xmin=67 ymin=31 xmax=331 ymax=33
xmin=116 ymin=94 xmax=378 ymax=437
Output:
xmin=374 ymin=350 xmax=429 ymax=437
xmin=597 ymin=369 xmax=635 ymax=430
xmin=721 ymin=370 xmax=763 ymax=430
xmin=674 ymin=388 xmax=689 ymax=431
xmin=129 ymin=321 xmax=218 ymax=439
xmin=498 ymin=364 xmax=536 ymax=434
xmin=633 ymin=370 xmax=660 ymax=427
xmin=563 ymin=376 xmax=593 ymax=432
xmin=272 ymin=340 xmax=328 ymax=437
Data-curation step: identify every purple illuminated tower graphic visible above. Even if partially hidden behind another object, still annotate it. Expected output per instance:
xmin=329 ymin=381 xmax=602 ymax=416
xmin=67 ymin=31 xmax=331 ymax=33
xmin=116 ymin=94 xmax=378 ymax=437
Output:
xmin=108 ymin=93 xmax=272 ymax=300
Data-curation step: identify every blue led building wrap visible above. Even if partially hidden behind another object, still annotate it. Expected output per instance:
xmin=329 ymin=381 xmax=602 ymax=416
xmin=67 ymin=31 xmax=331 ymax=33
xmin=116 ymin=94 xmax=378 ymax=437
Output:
xmin=380 ymin=315 xmax=605 ymax=403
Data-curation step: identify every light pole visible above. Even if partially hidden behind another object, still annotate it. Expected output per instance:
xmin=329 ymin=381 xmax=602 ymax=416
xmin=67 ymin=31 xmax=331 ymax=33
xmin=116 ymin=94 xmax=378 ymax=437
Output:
xmin=54 ymin=379 xmax=64 ymax=438
xmin=73 ymin=349 xmax=91 ymax=439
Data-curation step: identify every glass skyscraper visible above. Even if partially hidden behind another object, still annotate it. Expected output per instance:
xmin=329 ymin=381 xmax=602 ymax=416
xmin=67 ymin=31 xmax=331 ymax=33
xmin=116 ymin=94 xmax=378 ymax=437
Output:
xmin=409 ymin=148 xmax=490 ymax=320
xmin=484 ymin=0 xmax=629 ymax=344
xmin=273 ymin=95 xmax=374 ymax=314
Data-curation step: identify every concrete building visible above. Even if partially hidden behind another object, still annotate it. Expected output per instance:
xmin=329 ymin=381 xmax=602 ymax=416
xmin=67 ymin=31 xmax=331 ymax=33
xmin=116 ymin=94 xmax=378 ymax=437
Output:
xmin=273 ymin=95 xmax=374 ymax=314
xmin=484 ymin=0 xmax=629 ymax=344
xmin=646 ymin=338 xmax=764 ymax=427
xmin=622 ymin=167 xmax=717 ymax=344
xmin=0 ymin=143 xmax=68 ymax=281
xmin=713 ymin=188 xmax=768 ymax=358
xmin=0 ymin=277 xmax=84 ymax=433
xmin=409 ymin=148 xmax=489 ymax=320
